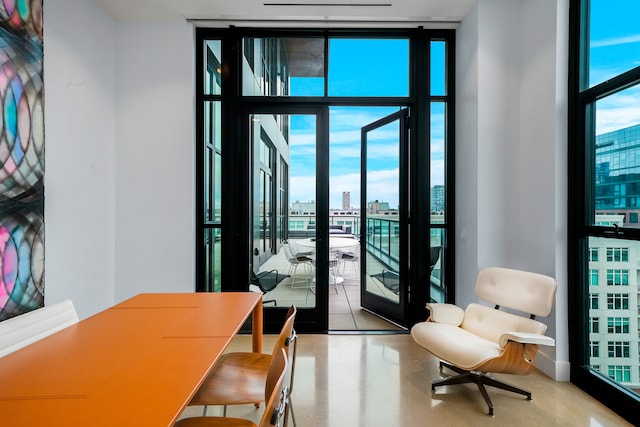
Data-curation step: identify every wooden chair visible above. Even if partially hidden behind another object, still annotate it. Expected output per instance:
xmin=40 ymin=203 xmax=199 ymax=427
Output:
xmin=175 ymin=348 xmax=288 ymax=427
xmin=189 ymin=305 xmax=297 ymax=425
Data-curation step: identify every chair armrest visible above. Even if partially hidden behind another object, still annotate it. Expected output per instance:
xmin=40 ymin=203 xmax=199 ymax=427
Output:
xmin=425 ymin=303 xmax=464 ymax=326
xmin=499 ymin=332 xmax=555 ymax=348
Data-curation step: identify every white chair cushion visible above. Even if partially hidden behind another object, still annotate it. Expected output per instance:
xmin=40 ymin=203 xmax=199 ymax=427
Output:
xmin=425 ymin=303 xmax=464 ymax=326
xmin=475 ymin=267 xmax=556 ymax=317
xmin=462 ymin=303 xmax=547 ymax=344
xmin=411 ymin=322 xmax=503 ymax=370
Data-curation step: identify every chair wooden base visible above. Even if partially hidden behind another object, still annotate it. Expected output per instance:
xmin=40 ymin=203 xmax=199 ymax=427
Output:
xmin=433 ymin=361 xmax=531 ymax=416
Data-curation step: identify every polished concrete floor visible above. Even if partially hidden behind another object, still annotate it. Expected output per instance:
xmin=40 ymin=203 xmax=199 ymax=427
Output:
xmin=178 ymin=334 xmax=632 ymax=427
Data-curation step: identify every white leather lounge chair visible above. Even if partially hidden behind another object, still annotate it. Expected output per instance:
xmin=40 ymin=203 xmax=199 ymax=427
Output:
xmin=411 ymin=267 xmax=557 ymax=416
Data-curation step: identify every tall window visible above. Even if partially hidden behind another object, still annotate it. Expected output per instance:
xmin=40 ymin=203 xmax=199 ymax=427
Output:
xmin=570 ymin=1 xmax=640 ymax=419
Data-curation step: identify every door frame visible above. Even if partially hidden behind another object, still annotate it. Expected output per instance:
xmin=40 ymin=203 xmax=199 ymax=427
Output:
xmin=359 ymin=108 xmax=410 ymax=326
xmin=243 ymin=105 xmax=331 ymax=333
xmin=194 ymin=27 xmax=457 ymax=334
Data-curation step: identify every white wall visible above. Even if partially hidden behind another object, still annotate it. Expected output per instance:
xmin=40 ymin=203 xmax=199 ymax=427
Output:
xmin=113 ymin=21 xmax=195 ymax=303
xmin=44 ymin=2 xmax=195 ymax=319
xmin=454 ymin=1 xmax=480 ymax=307
xmin=44 ymin=0 xmax=117 ymax=319
xmin=456 ymin=0 xmax=569 ymax=380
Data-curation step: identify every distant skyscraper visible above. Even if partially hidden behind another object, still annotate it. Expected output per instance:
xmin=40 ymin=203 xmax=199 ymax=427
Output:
xmin=342 ymin=191 xmax=350 ymax=210
xmin=431 ymin=185 xmax=445 ymax=213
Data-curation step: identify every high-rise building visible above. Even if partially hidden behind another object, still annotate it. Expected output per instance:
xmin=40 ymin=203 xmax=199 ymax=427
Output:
xmin=595 ymin=124 xmax=640 ymax=226
xmin=431 ymin=185 xmax=445 ymax=213
xmin=342 ymin=191 xmax=350 ymax=210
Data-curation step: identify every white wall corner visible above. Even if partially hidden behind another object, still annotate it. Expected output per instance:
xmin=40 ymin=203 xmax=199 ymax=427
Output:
xmin=535 ymin=349 xmax=571 ymax=381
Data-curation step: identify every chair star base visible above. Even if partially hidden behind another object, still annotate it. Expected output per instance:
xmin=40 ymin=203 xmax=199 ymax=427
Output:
xmin=433 ymin=361 xmax=532 ymax=416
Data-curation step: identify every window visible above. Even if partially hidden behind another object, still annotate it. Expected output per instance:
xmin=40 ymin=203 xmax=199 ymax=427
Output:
xmin=608 ymin=366 xmax=631 ymax=383
xmin=328 ymin=39 xmax=409 ymax=97
xmin=589 ymin=269 xmax=599 ymax=286
xmin=607 ymin=341 xmax=630 ymax=358
xmin=590 ymin=341 xmax=600 ymax=357
xmin=606 ymin=248 xmax=629 ymax=262
xmin=202 ymin=40 xmax=223 ymax=292
xmin=607 ymin=317 xmax=630 ymax=334
xmin=606 ymin=270 xmax=628 ymax=286
xmin=590 ymin=317 xmax=600 ymax=334
xmin=589 ymin=247 xmax=599 ymax=261
xmin=606 ymin=293 xmax=629 ymax=310
xmin=589 ymin=293 xmax=599 ymax=309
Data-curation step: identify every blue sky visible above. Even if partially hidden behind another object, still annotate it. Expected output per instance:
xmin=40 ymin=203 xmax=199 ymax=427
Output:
xmin=590 ymin=0 xmax=640 ymax=135
xmin=288 ymin=38 xmax=446 ymax=210
xmin=285 ymin=6 xmax=640 ymax=209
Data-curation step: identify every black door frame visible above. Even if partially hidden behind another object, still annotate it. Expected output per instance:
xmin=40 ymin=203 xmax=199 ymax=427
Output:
xmin=360 ymin=108 xmax=410 ymax=326
xmin=243 ymin=105 xmax=331 ymax=333
xmin=195 ymin=27 xmax=456 ymax=333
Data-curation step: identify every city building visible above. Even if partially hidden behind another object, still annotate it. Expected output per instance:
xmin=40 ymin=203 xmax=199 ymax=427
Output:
xmin=342 ymin=191 xmax=350 ymax=210
xmin=588 ymin=216 xmax=640 ymax=392
xmin=595 ymin=124 xmax=640 ymax=226
xmin=431 ymin=184 xmax=445 ymax=213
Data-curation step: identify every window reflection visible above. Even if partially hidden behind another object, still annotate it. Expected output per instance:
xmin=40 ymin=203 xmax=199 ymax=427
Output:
xmin=594 ymin=84 xmax=640 ymax=228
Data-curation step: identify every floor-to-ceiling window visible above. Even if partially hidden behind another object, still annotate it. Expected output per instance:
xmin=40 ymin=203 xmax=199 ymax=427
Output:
xmin=569 ymin=0 xmax=640 ymax=422
xmin=195 ymin=28 xmax=455 ymax=333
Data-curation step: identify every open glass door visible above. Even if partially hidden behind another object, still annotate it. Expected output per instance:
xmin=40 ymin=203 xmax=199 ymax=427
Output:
xmin=360 ymin=109 xmax=409 ymax=326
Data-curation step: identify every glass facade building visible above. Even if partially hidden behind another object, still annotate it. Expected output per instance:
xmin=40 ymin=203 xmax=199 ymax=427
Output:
xmin=596 ymin=124 xmax=640 ymax=226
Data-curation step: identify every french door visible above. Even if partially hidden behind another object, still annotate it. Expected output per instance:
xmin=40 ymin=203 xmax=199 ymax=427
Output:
xmin=196 ymin=28 xmax=456 ymax=334
xmin=359 ymin=109 xmax=410 ymax=326
xmin=247 ymin=108 xmax=330 ymax=332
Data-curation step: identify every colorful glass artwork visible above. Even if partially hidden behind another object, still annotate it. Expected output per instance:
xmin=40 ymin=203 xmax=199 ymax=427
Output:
xmin=0 ymin=0 xmax=44 ymax=320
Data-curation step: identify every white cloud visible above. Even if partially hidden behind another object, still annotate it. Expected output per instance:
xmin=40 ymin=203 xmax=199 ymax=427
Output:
xmin=290 ymin=175 xmax=316 ymax=204
xmin=596 ymin=87 xmax=640 ymax=135
xmin=591 ymin=34 xmax=640 ymax=48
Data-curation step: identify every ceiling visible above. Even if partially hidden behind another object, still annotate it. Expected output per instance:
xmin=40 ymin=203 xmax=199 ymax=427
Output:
xmin=94 ymin=0 xmax=476 ymax=25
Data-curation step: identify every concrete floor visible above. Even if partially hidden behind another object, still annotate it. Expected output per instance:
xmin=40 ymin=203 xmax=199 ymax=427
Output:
xmin=178 ymin=334 xmax=632 ymax=427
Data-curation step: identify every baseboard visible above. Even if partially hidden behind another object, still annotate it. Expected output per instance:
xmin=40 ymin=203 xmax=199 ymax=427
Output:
xmin=535 ymin=350 xmax=570 ymax=381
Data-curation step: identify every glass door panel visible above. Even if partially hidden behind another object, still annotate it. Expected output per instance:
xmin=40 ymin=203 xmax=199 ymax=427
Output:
xmin=250 ymin=113 xmax=318 ymax=310
xmin=429 ymin=101 xmax=447 ymax=303
xmin=360 ymin=109 xmax=408 ymax=325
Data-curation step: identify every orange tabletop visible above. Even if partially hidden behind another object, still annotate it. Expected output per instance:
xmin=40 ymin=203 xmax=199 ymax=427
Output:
xmin=0 ymin=292 xmax=263 ymax=427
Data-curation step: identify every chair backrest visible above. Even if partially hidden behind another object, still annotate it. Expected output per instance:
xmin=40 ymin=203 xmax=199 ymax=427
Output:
xmin=282 ymin=243 xmax=295 ymax=261
xmin=260 ymin=348 xmax=288 ymax=427
xmin=285 ymin=327 xmax=298 ymax=395
xmin=0 ymin=299 xmax=79 ymax=358
xmin=474 ymin=267 xmax=557 ymax=317
xmin=270 ymin=305 xmax=297 ymax=360
xmin=462 ymin=303 xmax=548 ymax=344
xmin=252 ymin=269 xmax=286 ymax=293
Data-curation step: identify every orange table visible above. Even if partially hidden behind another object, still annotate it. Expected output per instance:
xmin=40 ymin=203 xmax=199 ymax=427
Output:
xmin=0 ymin=292 xmax=263 ymax=427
